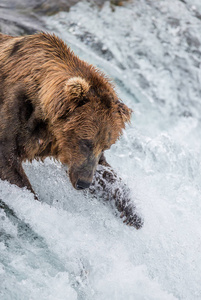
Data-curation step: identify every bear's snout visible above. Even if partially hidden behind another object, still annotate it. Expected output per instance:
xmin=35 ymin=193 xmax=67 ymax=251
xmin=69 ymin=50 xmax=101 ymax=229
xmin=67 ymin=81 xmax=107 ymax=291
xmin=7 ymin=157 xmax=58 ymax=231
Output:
xmin=76 ymin=179 xmax=91 ymax=190
xmin=69 ymin=159 xmax=97 ymax=190
xmin=70 ymin=170 xmax=94 ymax=190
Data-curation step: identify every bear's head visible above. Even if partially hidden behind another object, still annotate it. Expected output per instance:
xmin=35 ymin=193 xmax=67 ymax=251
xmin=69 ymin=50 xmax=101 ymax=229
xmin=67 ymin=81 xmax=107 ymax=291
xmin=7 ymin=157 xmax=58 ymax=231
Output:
xmin=42 ymin=75 xmax=132 ymax=190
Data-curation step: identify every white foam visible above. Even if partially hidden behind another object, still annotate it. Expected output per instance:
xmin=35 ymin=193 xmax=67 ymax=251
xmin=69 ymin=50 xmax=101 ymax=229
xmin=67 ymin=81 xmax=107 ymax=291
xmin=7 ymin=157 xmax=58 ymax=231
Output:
xmin=1 ymin=1 xmax=201 ymax=299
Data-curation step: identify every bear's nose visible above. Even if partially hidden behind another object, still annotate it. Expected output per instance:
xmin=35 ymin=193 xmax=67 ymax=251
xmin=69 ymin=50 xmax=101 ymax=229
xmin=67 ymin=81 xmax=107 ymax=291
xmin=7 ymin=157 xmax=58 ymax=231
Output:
xmin=76 ymin=179 xmax=91 ymax=190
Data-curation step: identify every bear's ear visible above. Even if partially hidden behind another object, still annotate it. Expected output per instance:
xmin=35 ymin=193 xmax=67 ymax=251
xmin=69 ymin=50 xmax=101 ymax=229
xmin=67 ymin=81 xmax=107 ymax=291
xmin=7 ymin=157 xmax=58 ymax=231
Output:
xmin=65 ymin=77 xmax=90 ymax=100
xmin=118 ymin=102 xmax=132 ymax=123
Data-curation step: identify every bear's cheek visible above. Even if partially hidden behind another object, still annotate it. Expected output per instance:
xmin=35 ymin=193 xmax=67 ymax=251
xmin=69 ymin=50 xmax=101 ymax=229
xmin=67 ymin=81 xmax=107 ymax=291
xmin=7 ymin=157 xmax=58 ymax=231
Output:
xmin=56 ymin=139 xmax=81 ymax=165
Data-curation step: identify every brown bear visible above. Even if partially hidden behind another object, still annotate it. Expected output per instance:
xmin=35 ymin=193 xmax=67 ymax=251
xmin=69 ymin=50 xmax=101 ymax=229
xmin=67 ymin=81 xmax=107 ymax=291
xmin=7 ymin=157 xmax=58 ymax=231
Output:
xmin=0 ymin=32 xmax=142 ymax=228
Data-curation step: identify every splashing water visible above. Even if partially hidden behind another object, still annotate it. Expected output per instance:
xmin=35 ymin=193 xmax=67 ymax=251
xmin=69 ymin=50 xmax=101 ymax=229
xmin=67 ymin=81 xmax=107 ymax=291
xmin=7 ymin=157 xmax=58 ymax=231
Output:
xmin=1 ymin=1 xmax=201 ymax=299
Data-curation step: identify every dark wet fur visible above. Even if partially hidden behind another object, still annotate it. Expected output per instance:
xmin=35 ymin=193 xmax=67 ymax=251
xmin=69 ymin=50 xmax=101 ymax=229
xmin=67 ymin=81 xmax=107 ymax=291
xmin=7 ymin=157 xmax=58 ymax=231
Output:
xmin=90 ymin=157 xmax=143 ymax=229
xmin=0 ymin=32 xmax=142 ymax=229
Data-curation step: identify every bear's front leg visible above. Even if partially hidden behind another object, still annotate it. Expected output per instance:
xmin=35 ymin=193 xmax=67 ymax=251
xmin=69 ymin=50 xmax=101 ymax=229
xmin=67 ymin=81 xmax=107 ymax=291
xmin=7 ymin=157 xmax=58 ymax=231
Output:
xmin=89 ymin=153 xmax=143 ymax=229
xmin=0 ymin=150 xmax=36 ymax=196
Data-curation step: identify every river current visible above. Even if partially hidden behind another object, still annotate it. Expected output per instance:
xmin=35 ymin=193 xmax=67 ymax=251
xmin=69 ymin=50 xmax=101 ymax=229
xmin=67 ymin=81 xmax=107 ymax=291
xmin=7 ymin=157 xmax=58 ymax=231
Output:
xmin=1 ymin=1 xmax=201 ymax=299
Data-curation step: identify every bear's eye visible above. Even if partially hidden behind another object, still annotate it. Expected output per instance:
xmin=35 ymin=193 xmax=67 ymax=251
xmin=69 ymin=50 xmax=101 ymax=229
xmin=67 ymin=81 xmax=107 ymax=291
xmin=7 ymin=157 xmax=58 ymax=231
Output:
xmin=79 ymin=139 xmax=93 ymax=152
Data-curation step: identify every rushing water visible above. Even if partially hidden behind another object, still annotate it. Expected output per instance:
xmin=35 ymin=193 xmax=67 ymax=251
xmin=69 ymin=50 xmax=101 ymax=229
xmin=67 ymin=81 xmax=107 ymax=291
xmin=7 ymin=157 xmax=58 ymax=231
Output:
xmin=1 ymin=1 xmax=201 ymax=299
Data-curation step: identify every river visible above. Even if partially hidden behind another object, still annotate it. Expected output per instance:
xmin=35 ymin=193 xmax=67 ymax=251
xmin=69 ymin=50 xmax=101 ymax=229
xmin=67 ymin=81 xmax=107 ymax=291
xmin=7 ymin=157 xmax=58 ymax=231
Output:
xmin=0 ymin=1 xmax=201 ymax=299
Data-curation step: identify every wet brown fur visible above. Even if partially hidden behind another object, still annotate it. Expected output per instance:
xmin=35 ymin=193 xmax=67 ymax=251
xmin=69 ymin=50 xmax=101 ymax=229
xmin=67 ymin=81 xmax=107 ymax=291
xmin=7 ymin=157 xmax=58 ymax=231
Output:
xmin=0 ymin=32 xmax=131 ymax=192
